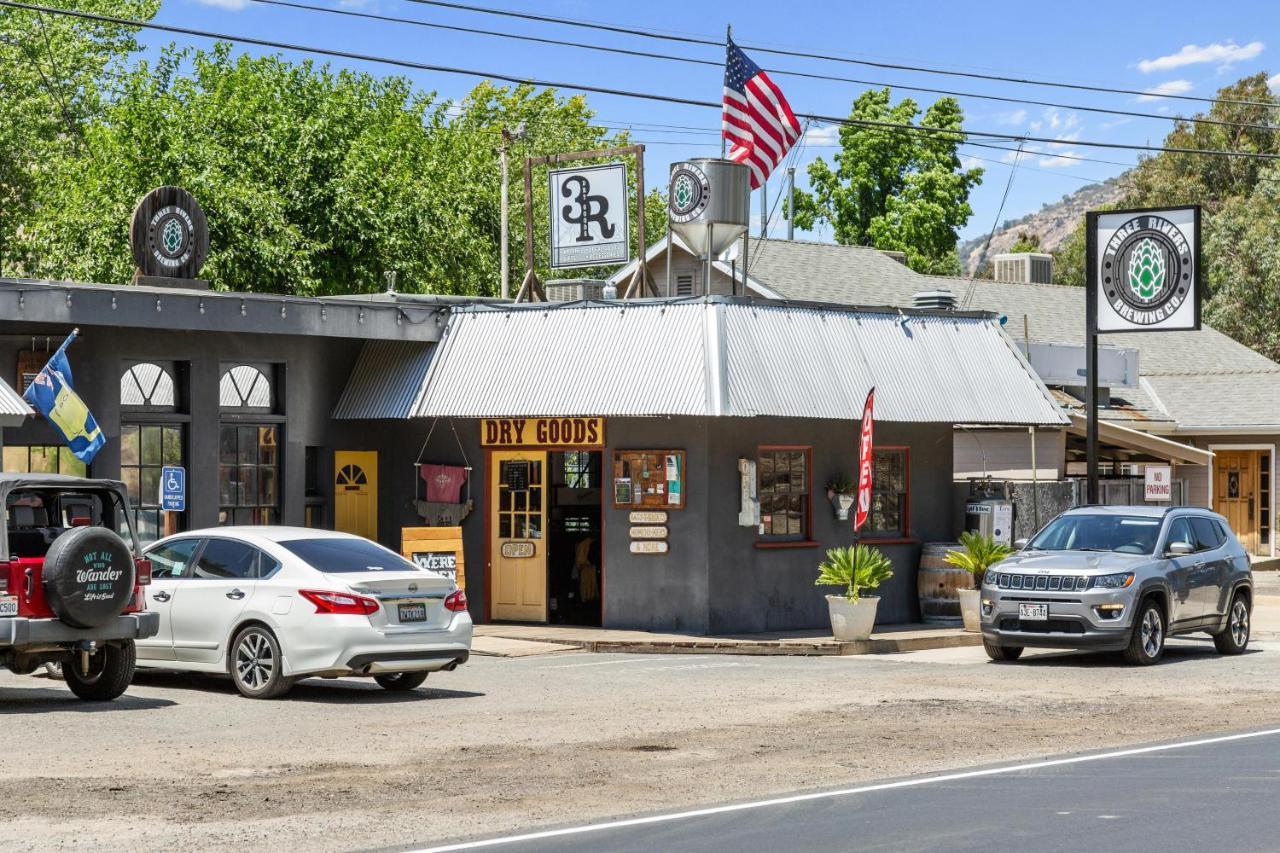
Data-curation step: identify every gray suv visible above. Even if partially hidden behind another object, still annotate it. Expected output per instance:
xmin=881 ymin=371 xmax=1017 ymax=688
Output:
xmin=981 ymin=506 xmax=1252 ymax=665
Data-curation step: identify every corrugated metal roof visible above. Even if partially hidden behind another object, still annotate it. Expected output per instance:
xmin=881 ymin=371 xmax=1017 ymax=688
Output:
xmin=412 ymin=298 xmax=1067 ymax=425
xmin=333 ymin=340 xmax=435 ymax=420
xmin=0 ymin=375 xmax=31 ymax=421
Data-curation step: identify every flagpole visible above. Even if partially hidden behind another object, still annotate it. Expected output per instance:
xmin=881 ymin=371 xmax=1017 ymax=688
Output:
xmin=720 ymin=24 xmax=730 ymax=160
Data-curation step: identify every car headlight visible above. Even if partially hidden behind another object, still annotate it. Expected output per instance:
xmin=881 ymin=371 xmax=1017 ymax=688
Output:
xmin=1091 ymin=572 xmax=1135 ymax=589
xmin=983 ymin=571 xmax=1000 ymax=587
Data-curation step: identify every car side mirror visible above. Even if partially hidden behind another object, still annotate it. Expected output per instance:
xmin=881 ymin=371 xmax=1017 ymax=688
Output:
xmin=1013 ymin=538 xmax=1029 ymax=551
xmin=1166 ymin=541 xmax=1194 ymax=556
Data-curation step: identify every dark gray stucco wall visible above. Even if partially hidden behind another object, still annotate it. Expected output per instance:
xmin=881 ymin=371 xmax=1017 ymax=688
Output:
xmin=0 ymin=321 xmax=363 ymax=530
xmin=702 ymin=419 xmax=955 ymax=633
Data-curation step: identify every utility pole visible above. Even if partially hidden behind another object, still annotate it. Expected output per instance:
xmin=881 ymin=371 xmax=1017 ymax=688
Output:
xmin=760 ymin=182 xmax=768 ymax=238
xmin=499 ymin=123 xmax=527 ymax=300
xmin=786 ymin=167 xmax=795 ymax=240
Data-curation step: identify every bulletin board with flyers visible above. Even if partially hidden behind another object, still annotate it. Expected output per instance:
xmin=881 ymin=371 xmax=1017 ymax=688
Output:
xmin=612 ymin=450 xmax=685 ymax=509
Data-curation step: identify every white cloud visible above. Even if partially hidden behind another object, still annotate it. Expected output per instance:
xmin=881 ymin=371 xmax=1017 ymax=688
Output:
xmin=803 ymin=124 xmax=840 ymax=146
xmin=1137 ymin=79 xmax=1194 ymax=101
xmin=960 ymin=156 xmax=985 ymax=171
xmin=193 ymin=0 xmax=249 ymax=8
xmin=1037 ymin=151 xmax=1081 ymax=169
xmin=1137 ymin=40 xmax=1264 ymax=73
xmin=996 ymin=109 xmax=1027 ymax=126
xmin=1270 ymin=72 xmax=1280 ymax=94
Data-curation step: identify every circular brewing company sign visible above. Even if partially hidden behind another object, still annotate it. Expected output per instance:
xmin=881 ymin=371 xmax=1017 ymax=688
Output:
xmin=129 ymin=187 xmax=210 ymax=279
xmin=668 ymin=162 xmax=711 ymax=224
xmin=1100 ymin=214 xmax=1193 ymax=327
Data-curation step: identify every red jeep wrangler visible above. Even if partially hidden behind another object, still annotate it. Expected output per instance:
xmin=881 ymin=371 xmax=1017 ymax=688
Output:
xmin=1 ymin=473 xmax=157 ymax=700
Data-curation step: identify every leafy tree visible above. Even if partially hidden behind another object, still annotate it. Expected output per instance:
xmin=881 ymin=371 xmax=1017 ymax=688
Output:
xmin=1051 ymin=221 xmax=1087 ymax=286
xmin=790 ymin=88 xmax=983 ymax=274
xmin=0 ymin=0 xmax=158 ymax=273
xmin=1008 ymin=231 xmax=1041 ymax=253
xmin=10 ymin=44 xmax=662 ymax=296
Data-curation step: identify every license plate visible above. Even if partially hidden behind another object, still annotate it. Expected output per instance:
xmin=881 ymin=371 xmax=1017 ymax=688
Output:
xmin=1019 ymin=603 xmax=1048 ymax=621
xmin=398 ymin=603 xmax=428 ymax=623
xmin=0 ymin=596 xmax=15 ymax=617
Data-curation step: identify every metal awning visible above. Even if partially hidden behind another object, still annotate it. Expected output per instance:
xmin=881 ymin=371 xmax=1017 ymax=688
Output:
xmin=1067 ymin=413 xmax=1212 ymax=466
xmin=412 ymin=297 xmax=1069 ymax=425
xmin=0 ymin=376 xmax=31 ymax=427
xmin=333 ymin=340 xmax=435 ymax=420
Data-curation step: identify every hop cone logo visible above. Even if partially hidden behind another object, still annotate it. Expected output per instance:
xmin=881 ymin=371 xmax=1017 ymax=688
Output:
xmin=1127 ymin=237 xmax=1165 ymax=300
xmin=673 ymin=175 xmax=694 ymax=209
xmin=162 ymin=218 xmax=184 ymax=254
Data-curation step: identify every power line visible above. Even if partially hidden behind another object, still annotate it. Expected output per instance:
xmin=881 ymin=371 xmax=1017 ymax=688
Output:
xmin=963 ymin=139 xmax=1026 ymax=307
xmin=399 ymin=0 xmax=1280 ymax=110
xmin=6 ymin=0 xmax=1279 ymax=163
xmin=250 ymin=0 xmax=1280 ymax=135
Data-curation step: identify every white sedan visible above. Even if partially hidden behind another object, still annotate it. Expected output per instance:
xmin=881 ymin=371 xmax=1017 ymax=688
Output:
xmin=135 ymin=527 xmax=472 ymax=698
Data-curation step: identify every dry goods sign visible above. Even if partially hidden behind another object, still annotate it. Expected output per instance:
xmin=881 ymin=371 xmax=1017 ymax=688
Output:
xmin=548 ymin=163 xmax=629 ymax=269
xmin=482 ymin=418 xmax=604 ymax=449
xmin=1091 ymin=206 xmax=1200 ymax=333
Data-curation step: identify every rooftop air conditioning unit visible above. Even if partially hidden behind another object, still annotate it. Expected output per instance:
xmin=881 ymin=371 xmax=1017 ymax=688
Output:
xmin=545 ymin=279 xmax=607 ymax=302
xmin=993 ymin=253 xmax=1053 ymax=284
xmin=912 ymin=289 xmax=957 ymax=310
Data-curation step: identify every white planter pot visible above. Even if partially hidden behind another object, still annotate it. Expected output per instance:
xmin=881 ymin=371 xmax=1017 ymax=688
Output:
xmin=830 ymin=493 xmax=855 ymax=520
xmin=826 ymin=594 xmax=879 ymax=641
xmin=958 ymin=588 xmax=981 ymax=633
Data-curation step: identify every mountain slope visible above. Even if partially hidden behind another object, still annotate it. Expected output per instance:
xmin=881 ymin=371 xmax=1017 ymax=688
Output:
xmin=959 ymin=176 xmax=1128 ymax=274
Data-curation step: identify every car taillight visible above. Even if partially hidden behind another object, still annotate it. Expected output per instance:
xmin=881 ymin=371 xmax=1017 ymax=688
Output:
xmin=444 ymin=589 xmax=468 ymax=612
xmin=299 ymin=589 xmax=380 ymax=616
xmin=135 ymin=558 xmax=152 ymax=587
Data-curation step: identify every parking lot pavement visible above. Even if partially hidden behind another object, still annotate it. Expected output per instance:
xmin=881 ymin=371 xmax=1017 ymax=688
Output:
xmin=4 ymin=640 xmax=1280 ymax=852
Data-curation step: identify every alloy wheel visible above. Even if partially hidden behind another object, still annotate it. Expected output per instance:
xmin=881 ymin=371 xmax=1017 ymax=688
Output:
xmin=1141 ymin=607 xmax=1163 ymax=658
xmin=1231 ymin=599 xmax=1250 ymax=647
xmin=235 ymin=632 xmax=274 ymax=692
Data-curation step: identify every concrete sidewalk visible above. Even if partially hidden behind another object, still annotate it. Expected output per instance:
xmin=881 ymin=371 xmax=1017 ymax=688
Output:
xmin=474 ymin=622 xmax=980 ymax=657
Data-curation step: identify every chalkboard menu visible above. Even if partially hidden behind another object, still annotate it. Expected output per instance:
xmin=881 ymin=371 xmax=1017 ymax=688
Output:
xmin=613 ymin=450 xmax=684 ymax=509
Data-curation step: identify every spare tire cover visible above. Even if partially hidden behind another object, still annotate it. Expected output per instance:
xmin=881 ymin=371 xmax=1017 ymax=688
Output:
xmin=42 ymin=526 xmax=136 ymax=629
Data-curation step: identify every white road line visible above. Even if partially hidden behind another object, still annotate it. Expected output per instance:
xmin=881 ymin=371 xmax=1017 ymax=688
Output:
xmin=539 ymin=656 xmax=668 ymax=669
xmin=408 ymin=726 xmax=1280 ymax=852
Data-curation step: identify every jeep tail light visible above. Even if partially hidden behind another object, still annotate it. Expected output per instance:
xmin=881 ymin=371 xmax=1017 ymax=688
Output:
xmin=135 ymin=559 xmax=152 ymax=587
xmin=444 ymin=589 xmax=468 ymax=613
xmin=299 ymin=589 xmax=380 ymax=616
xmin=70 ymin=515 xmax=91 ymax=527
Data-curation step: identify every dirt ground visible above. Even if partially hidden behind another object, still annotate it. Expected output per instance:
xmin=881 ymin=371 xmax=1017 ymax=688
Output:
xmin=2 ymin=637 xmax=1279 ymax=852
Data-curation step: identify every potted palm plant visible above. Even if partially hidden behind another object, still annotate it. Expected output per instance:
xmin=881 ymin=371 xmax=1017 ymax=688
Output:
xmin=944 ymin=531 xmax=1013 ymax=632
xmin=815 ymin=544 xmax=894 ymax=641
xmin=825 ymin=474 xmax=857 ymax=520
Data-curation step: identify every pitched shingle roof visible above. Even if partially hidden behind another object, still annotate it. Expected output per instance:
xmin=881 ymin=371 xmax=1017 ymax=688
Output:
xmin=730 ymin=238 xmax=1280 ymax=433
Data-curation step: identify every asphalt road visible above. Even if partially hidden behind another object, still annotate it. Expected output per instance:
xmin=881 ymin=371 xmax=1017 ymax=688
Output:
xmin=415 ymin=727 xmax=1280 ymax=853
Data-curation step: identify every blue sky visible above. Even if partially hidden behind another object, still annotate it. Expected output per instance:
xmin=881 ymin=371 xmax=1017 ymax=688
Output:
xmin=151 ymin=0 xmax=1280 ymax=245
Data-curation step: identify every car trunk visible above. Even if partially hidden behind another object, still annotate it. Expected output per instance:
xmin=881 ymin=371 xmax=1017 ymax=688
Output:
xmin=337 ymin=571 xmax=455 ymax=629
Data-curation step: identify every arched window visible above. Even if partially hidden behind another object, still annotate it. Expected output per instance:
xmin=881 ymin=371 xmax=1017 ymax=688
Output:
xmin=219 ymin=365 xmax=272 ymax=410
xmin=121 ymin=362 xmax=176 ymax=409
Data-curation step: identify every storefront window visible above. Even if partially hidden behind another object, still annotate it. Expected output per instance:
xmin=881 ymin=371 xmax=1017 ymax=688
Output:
xmin=866 ymin=448 xmax=910 ymax=539
xmin=120 ymin=424 xmax=184 ymax=543
xmin=2 ymin=445 xmax=86 ymax=477
xmin=758 ymin=447 xmax=811 ymax=542
xmin=219 ymin=425 xmax=279 ymax=525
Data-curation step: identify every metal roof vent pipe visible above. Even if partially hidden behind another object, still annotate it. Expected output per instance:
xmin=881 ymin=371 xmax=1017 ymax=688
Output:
xmin=913 ymin=289 xmax=957 ymax=311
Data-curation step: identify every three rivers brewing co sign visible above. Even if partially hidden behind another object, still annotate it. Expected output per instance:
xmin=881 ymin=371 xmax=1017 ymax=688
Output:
xmin=481 ymin=418 xmax=605 ymax=449
xmin=1091 ymin=206 xmax=1200 ymax=332
xmin=548 ymin=163 xmax=629 ymax=269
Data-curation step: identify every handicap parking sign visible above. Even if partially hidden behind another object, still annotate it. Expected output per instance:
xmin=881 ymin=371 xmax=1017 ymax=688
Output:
xmin=160 ymin=465 xmax=185 ymax=512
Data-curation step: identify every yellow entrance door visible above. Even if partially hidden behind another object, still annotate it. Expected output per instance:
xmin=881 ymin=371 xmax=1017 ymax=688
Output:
xmin=489 ymin=450 xmax=547 ymax=622
xmin=1216 ymin=450 xmax=1259 ymax=554
xmin=334 ymin=451 xmax=378 ymax=540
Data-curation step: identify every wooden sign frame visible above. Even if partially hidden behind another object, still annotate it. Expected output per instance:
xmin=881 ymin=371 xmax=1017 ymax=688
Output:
xmin=613 ymin=450 xmax=685 ymax=510
xmin=517 ymin=144 xmax=655 ymax=302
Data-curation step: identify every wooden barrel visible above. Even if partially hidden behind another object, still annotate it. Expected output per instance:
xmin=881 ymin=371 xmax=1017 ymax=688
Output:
xmin=917 ymin=542 xmax=973 ymax=626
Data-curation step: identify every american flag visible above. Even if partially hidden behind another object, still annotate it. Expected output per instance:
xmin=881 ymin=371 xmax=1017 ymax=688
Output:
xmin=722 ymin=38 xmax=801 ymax=189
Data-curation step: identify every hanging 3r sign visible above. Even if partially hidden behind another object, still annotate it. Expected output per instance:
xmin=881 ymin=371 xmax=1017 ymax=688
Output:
xmin=548 ymin=163 xmax=629 ymax=269
xmin=1090 ymin=206 xmax=1200 ymax=333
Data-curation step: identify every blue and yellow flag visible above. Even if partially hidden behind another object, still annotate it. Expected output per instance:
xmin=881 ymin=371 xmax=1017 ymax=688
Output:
xmin=23 ymin=331 xmax=104 ymax=465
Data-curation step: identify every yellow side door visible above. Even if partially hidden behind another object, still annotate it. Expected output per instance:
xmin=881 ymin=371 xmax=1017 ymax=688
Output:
xmin=334 ymin=450 xmax=378 ymax=540
xmin=489 ymin=450 xmax=547 ymax=622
